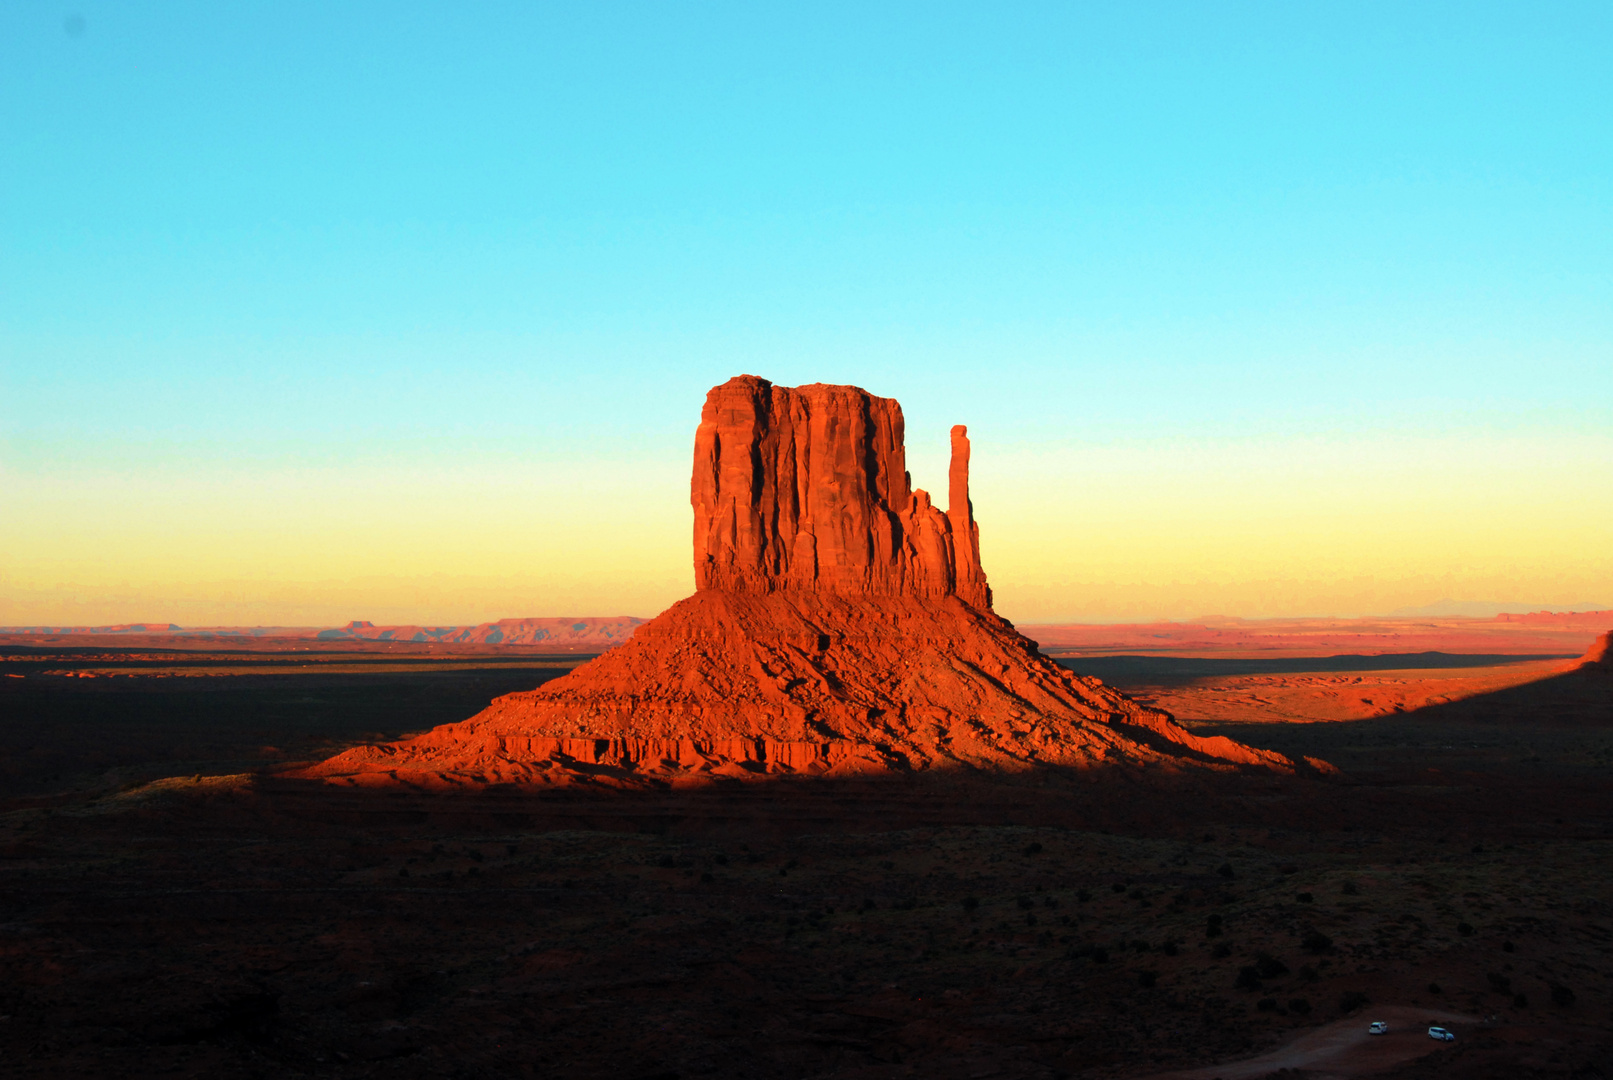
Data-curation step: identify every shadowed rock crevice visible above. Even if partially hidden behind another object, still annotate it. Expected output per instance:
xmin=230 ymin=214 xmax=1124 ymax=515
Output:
xmin=302 ymin=376 xmax=1311 ymax=787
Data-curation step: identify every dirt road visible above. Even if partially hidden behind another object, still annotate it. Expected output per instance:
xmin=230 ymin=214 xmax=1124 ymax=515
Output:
xmin=1148 ymin=1006 xmax=1475 ymax=1079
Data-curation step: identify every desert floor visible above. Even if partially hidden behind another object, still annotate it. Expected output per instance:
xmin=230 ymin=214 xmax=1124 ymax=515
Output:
xmin=1 ymin=626 xmax=1609 ymax=1079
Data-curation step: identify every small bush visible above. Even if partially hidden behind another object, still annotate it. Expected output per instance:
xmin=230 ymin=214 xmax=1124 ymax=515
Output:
xmin=1044 ymin=896 xmax=1058 ymax=908
xmin=657 ymin=855 xmax=676 ymax=869
xmin=1217 ymin=863 xmax=1236 ymax=879
xmin=1212 ymin=942 xmax=1233 ymax=959
xmin=1487 ymin=972 xmax=1511 ymax=993
xmin=1289 ymin=997 xmax=1311 ymax=1015
xmin=1457 ymin=922 xmax=1475 ymax=936
xmin=1502 ymin=940 xmax=1515 ymax=952
xmin=1089 ymin=946 xmax=1109 ymax=963
xmin=1112 ymin=882 xmax=1128 ymax=894
xmin=1138 ymin=970 xmax=1157 ymax=989
xmin=1427 ymin=982 xmax=1442 ymax=994
xmin=1235 ymin=966 xmax=1263 ymax=990
xmin=1550 ymin=984 xmax=1576 ymax=1007
xmin=860 ymin=897 xmax=876 ymax=912
xmin=1339 ymin=991 xmax=1369 ymax=1013
xmin=961 ymin=895 xmax=980 ymax=912
xmin=1017 ymin=896 xmax=1035 ymax=910
xmin=1162 ymin=940 xmax=1179 ymax=957
xmin=714 ymin=853 xmax=728 ymax=865
xmin=1513 ymin=992 xmax=1529 ymax=1008
xmin=1023 ymin=842 xmax=1043 ymax=855
xmin=1256 ymin=997 xmax=1277 ymax=1011
xmin=1296 ymin=892 xmax=1314 ymax=904
xmin=1301 ymin=930 xmax=1333 ymax=954
xmin=1206 ymin=914 xmax=1224 ymax=938
xmin=1341 ymin=880 xmax=1358 ymax=895
xmin=1076 ymin=889 xmax=1092 ymax=903
xmin=1255 ymin=953 xmax=1289 ymax=979
xmin=1025 ymin=913 xmax=1037 ymax=926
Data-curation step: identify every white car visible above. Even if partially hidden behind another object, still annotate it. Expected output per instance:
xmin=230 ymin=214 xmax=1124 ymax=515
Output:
xmin=1368 ymin=1021 xmax=1389 ymax=1035
xmin=1428 ymin=1026 xmax=1455 ymax=1041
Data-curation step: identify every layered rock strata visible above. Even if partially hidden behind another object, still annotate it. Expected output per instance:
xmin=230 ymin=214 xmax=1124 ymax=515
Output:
xmin=304 ymin=376 xmax=1310 ymax=788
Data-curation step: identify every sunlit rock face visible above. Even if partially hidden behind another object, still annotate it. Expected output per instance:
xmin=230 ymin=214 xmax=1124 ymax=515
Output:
xmin=303 ymin=376 xmax=1308 ymax=788
xmin=691 ymin=376 xmax=989 ymax=610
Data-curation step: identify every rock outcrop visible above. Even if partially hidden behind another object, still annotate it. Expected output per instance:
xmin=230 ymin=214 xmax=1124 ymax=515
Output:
xmin=1576 ymin=630 xmax=1612 ymax=672
xmin=692 ymin=377 xmax=988 ymax=607
xmin=302 ymin=376 xmax=1311 ymax=788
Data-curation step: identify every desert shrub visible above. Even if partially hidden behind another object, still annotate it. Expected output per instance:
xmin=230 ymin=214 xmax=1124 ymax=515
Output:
xmin=714 ymin=853 xmax=728 ymax=865
xmin=1130 ymin=939 xmax=1150 ymax=953
xmin=1255 ymin=953 xmax=1289 ymax=979
xmin=1023 ymin=842 xmax=1043 ymax=855
xmin=1299 ymin=965 xmax=1318 ymax=981
xmin=1427 ymin=982 xmax=1442 ymax=994
xmin=1077 ymin=889 xmax=1092 ymax=903
xmin=1212 ymin=942 xmax=1233 ymax=959
xmin=1206 ymin=914 xmax=1225 ymax=938
xmin=1289 ymin=997 xmax=1311 ymax=1015
xmin=1301 ymin=930 xmax=1334 ymax=954
xmin=1089 ymin=946 xmax=1109 ymax=963
xmin=1112 ymin=882 xmax=1128 ymax=894
xmin=699 ymin=871 xmax=713 ymax=883
xmin=894 ymin=896 xmax=917 ymax=911
xmin=657 ymin=855 xmax=675 ymax=869
xmin=961 ymin=895 xmax=980 ymax=912
xmin=1163 ymin=940 xmax=1179 ymax=957
xmin=1502 ymin=940 xmax=1515 ymax=952
xmin=1024 ymin=913 xmax=1037 ymax=926
xmin=1017 ymin=896 xmax=1035 ymax=910
xmin=1550 ymin=984 xmax=1576 ymax=1007
xmin=1138 ymin=970 xmax=1158 ymax=989
xmin=1339 ymin=991 xmax=1369 ymax=1013
xmin=1457 ymin=922 xmax=1475 ymax=936
xmin=1487 ymin=972 xmax=1511 ymax=993
xmin=1217 ymin=863 xmax=1235 ymax=879
xmin=1341 ymin=880 xmax=1358 ymax=895
xmin=1256 ymin=997 xmax=1277 ymax=1011
xmin=1296 ymin=892 xmax=1314 ymax=904
xmin=860 ymin=897 xmax=876 ymax=912
xmin=1235 ymin=966 xmax=1263 ymax=990
xmin=1129 ymin=887 xmax=1145 ymax=900
xmin=1044 ymin=896 xmax=1058 ymax=908
xmin=1513 ymin=992 xmax=1529 ymax=1008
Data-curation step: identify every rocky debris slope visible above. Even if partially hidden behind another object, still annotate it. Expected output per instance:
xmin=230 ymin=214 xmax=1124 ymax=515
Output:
xmin=302 ymin=376 xmax=1315 ymax=788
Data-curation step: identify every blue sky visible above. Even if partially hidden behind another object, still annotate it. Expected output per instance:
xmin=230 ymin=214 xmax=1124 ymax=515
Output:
xmin=3 ymin=2 xmax=1610 ymax=624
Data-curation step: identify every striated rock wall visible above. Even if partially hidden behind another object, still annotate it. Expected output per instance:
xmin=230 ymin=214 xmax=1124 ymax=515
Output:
xmin=692 ymin=375 xmax=990 ymax=609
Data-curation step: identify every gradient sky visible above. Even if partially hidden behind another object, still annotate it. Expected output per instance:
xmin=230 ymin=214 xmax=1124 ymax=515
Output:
xmin=3 ymin=2 xmax=1610 ymax=626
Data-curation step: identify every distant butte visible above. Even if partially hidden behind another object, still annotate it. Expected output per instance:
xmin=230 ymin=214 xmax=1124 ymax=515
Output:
xmin=302 ymin=376 xmax=1319 ymax=788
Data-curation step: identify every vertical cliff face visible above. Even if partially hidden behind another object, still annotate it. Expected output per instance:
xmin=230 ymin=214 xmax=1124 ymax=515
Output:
xmin=691 ymin=375 xmax=990 ymax=609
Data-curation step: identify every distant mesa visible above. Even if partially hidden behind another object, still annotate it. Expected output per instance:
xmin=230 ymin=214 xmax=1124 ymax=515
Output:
xmin=0 ymin=618 xmax=644 ymax=650
xmin=312 ymin=617 xmax=645 ymax=647
xmin=303 ymin=375 xmax=1317 ymax=789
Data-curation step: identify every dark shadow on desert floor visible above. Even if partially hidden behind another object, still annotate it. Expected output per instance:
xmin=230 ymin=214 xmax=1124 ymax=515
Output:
xmin=1 ymin=645 xmax=1609 ymax=1079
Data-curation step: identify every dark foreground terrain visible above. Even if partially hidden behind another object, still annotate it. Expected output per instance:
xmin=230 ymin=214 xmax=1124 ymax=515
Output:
xmin=1 ymin=641 xmax=1610 ymax=1079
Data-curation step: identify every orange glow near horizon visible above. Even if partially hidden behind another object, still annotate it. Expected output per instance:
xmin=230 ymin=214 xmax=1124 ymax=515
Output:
xmin=2 ymin=431 xmax=1609 ymax=627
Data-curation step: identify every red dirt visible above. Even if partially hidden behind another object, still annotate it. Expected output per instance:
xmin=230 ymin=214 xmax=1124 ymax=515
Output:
xmin=302 ymin=377 xmax=1302 ymax=787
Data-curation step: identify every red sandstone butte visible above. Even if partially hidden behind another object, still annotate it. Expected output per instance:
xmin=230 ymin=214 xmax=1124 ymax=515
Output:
xmin=303 ymin=376 xmax=1308 ymax=788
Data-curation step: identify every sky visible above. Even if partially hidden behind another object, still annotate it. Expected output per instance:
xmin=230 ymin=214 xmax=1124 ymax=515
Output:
xmin=2 ymin=1 xmax=1610 ymax=626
